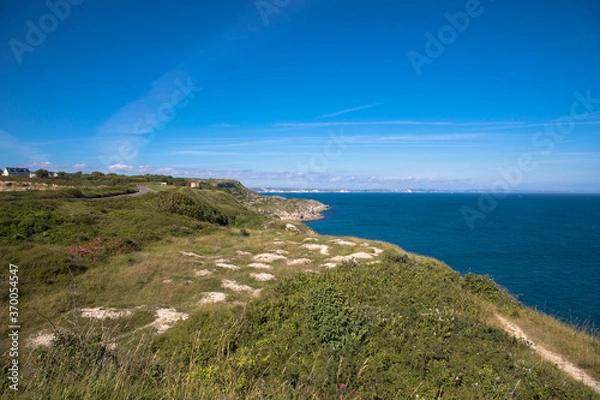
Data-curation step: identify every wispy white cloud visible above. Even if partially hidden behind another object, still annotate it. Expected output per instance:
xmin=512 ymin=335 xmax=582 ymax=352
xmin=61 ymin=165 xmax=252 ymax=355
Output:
xmin=553 ymin=151 xmax=600 ymax=156
xmin=479 ymin=120 xmax=600 ymax=131
xmin=371 ymin=134 xmax=486 ymax=142
xmin=24 ymin=161 xmax=68 ymax=169
xmin=274 ymin=120 xmax=525 ymax=128
xmin=100 ymin=164 xmax=470 ymax=190
xmin=317 ymin=103 xmax=382 ymax=119
xmin=168 ymin=150 xmax=238 ymax=156
xmin=23 ymin=162 xmax=97 ymax=171
xmin=98 ymin=70 xmax=201 ymax=135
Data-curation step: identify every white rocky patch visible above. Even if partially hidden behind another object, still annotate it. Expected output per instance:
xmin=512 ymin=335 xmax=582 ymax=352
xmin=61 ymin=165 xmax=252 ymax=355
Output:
xmin=275 ymin=249 xmax=289 ymax=255
xmin=163 ymin=279 xmax=173 ymax=284
xmin=286 ymin=223 xmax=300 ymax=232
xmin=330 ymin=239 xmax=356 ymax=246
xmin=303 ymin=237 xmax=319 ymax=242
xmin=180 ymin=251 xmax=204 ymax=258
xmin=248 ymin=262 xmax=272 ymax=269
xmin=152 ymin=308 xmax=188 ymax=334
xmin=329 ymin=252 xmax=374 ymax=263
xmin=253 ymin=253 xmax=288 ymax=262
xmin=222 ymin=279 xmax=256 ymax=293
xmin=26 ymin=332 xmax=54 ymax=348
xmin=370 ymin=247 xmax=384 ymax=256
xmin=351 ymin=251 xmax=376 ymax=259
xmin=194 ymin=269 xmax=212 ymax=276
xmin=287 ymin=258 xmax=312 ymax=266
xmin=321 ymin=263 xmax=338 ymax=269
xmin=236 ymin=250 xmax=253 ymax=257
xmin=251 ymin=273 xmax=276 ymax=281
xmin=80 ymin=307 xmax=133 ymax=320
xmin=200 ymin=292 xmax=227 ymax=304
xmin=216 ymin=263 xmax=241 ymax=270
xmin=300 ymin=244 xmax=330 ymax=255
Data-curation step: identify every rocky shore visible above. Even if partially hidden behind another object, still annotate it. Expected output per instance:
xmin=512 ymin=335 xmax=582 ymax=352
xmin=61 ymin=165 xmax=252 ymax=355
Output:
xmin=273 ymin=199 xmax=330 ymax=221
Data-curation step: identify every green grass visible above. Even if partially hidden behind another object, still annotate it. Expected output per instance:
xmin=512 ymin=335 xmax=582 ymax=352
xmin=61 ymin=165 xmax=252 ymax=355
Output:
xmin=6 ymin=257 xmax=599 ymax=399
xmin=0 ymin=175 xmax=599 ymax=399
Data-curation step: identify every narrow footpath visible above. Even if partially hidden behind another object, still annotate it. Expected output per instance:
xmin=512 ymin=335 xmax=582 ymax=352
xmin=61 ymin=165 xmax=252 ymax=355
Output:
xmin=496 ymin=314 xmax=600 ymax=394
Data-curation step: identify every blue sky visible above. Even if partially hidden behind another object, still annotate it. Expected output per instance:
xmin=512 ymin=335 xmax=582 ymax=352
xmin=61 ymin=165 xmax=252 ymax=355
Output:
xmin=1 ymin=0 xmax=599 ymax=191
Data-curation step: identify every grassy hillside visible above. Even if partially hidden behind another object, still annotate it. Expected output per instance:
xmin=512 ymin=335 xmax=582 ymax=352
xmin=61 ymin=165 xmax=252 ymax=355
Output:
xmin=0 ymin=177 xmax=599 ymax=399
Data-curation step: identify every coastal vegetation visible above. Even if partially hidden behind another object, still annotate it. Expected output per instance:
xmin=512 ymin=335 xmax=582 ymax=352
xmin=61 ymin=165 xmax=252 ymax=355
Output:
xmin=0 ymin=175 xmax=598 ymax=398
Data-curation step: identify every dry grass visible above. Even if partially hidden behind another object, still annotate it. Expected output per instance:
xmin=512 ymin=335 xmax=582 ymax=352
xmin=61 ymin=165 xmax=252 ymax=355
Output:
xmin=12 ymin=227 xmax=395 ymax=353
xmin=508 ymin=308 xmax=600 ymax=381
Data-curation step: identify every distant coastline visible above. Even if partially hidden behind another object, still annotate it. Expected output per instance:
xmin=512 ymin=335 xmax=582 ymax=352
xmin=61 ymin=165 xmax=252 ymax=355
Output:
xmin=256 ymin=188 xmax=600 ymax=194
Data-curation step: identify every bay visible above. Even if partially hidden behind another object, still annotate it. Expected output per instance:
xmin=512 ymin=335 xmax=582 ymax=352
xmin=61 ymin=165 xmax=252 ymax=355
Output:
xmin=271 ymin=192 xmax=600 ymax=329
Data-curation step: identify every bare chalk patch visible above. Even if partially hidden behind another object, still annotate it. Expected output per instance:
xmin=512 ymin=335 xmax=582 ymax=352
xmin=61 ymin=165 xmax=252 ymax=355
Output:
xmin=251 ymin=273 xmax=276 ymax=281
xmin=329 ymin=252 xmax=374 ymax=263
xmin=152 ymin=308 xmax=188 ymax=334
xmin=321 ymin=263 xmax=338 ymax=269
xmin=370 ymin=247 xmax=384 ymax=256
xmin=253 ymin=253 xmax=288 ymax=262
xmin=349 ymin=251 xmax=375 ymax=259
xmin=216 ymin=263 xmax=240 ymax=270
xmin=180 ymin=251 xmax=204 ymax=258
xmin=301 ymin=244 xmax=330 ymax=255
xmin=286 ymin=223 xmax=300 ymax=232
xmin=194 ymin=269 xmax=212 ymax=276
xmin=248 ymin=262 xmax=272 ymax=269
xmin=26 ymin=332 xmax=54 ymax=348
xmin=236 ymin=250 xmax=252 ymax=257
xmin=303 ymin=237 xmax=319 ymax=242
xmin=200 ymin=292 xmax=227 ymax=304
xmin=81 ymin=307 xmax=133 ymax=320
xmin=287 ymin=258 xmax=312 ymax=266
xmin=330 ymin=239 xmax=356 ymax=246
xmin=222 ymin=279 xmax=256 ymax=293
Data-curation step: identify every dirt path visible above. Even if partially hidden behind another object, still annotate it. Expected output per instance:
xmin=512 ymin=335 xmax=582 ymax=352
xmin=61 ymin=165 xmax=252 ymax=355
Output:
xmin=91 ymin=185 xmax=156 ymax=200
xmin=496 ymin=314 xmax=600 ymax=394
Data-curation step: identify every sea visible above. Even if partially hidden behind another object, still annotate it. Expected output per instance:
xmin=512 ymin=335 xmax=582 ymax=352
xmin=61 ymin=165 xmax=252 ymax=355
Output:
xmin=269 ymin=192 xmax=600 ymax=330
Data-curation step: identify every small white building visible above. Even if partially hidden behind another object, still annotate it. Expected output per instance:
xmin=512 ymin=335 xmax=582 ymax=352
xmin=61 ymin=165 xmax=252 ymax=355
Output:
xmin=190 ymin=182 xmax=199 ymax=188
xmin=2 ymin=167 xmax=31 ymax=177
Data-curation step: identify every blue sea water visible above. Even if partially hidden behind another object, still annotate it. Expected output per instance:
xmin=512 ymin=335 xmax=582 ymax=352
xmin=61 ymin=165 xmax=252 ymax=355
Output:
xmin=272 ymin=193 xmax=600 ymax=329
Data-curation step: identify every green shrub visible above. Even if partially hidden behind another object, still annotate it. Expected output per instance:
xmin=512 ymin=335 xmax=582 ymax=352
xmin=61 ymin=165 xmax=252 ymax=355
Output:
xmin=157 ymin=191 xmax=229 ymax=225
